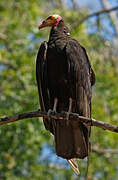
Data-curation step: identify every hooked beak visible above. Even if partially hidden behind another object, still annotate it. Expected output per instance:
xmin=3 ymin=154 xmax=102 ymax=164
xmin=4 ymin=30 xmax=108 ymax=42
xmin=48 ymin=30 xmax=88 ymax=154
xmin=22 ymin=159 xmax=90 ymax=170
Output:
xmin=38 ymin=18 xmax=56 ymax=30
xmin=38 ymin=20 xmax=48 ymax=29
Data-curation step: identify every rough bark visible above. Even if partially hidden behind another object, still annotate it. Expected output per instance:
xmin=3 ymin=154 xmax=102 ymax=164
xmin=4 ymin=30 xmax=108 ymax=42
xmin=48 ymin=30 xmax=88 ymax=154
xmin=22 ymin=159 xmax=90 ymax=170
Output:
xmin=0 ymin=110 xmax=118 ymax=133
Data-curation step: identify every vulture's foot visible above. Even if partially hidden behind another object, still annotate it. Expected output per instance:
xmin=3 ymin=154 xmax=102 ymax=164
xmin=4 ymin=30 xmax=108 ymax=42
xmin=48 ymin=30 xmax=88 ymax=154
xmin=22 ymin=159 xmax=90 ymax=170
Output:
xmin=47 ymin=98 xmax=58 ymax=121
xmin=66 ymin=97 xmax=72 ymax=125
xmin=53 ymin=98 xmax=58 ymax=113
xmin=47 ymin=109 xmax=53 ymax=121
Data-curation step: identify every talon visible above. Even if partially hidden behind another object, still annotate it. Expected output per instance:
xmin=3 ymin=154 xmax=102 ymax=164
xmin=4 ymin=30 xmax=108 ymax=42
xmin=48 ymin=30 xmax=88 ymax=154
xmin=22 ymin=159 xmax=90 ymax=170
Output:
xmin=66 ymin=112 xmax=70 ymax=126
xmin=47 ymin=109 xmax=53 ymax=121
xmin=47 ymin=98 xmax=58 ymax=133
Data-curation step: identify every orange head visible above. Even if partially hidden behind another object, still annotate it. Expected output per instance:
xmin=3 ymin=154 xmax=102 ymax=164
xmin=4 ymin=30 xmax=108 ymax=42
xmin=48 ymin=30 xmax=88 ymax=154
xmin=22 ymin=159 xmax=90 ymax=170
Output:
xmin=38 ymin=14 xmax=62 ymax=29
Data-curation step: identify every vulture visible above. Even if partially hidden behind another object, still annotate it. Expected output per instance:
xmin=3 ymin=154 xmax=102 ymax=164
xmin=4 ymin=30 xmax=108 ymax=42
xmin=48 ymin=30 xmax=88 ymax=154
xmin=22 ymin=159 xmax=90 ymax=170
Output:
xmin=36 ymin=14 xmax=95 ymax=174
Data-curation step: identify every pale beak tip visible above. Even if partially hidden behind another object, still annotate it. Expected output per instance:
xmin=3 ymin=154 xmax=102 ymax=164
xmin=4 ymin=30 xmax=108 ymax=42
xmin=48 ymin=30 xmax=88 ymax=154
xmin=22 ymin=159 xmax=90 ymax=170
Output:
xmin=38 ymin=24 xmax=42 ymax=30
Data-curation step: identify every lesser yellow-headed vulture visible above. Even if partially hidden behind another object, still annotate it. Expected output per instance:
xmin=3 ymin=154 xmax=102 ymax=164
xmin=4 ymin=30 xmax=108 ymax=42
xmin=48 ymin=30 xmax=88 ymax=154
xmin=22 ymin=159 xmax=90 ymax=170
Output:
xmin=36 ymin=14 xmax=95 ymax=174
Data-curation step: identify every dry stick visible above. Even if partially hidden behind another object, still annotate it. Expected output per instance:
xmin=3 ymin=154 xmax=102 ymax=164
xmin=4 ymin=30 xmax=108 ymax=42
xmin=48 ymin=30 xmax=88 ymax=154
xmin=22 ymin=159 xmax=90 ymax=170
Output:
xmin=0 ymin=110 xmax=118 ymax=133
xmin=80 ymin=6 xmax=118 ymax=24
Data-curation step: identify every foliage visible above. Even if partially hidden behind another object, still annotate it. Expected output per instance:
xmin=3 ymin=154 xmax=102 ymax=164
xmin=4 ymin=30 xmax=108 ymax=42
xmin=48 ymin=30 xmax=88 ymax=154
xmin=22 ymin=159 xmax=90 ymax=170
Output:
xmin=0 ymin=0 xmax=118 ymax=179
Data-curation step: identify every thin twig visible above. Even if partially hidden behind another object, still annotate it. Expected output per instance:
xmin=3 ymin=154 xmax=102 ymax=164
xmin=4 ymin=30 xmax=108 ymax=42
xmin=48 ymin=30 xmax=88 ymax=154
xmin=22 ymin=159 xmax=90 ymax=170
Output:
xmin=0 ymin=110 xmax=118 ymax=133
xmin=80 ymin=6 xmax=118 ymax=24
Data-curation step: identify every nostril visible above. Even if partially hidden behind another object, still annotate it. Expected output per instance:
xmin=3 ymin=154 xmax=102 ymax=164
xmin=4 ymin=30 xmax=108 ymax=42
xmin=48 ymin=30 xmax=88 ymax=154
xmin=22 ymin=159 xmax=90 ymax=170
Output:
xmin=42 ymin=21 xmax=46 ymax=25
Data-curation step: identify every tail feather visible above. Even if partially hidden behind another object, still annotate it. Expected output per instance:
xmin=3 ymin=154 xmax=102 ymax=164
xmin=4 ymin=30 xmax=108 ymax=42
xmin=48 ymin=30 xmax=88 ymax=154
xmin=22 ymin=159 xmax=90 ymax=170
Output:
xmin=67 ymin=159 xmax=80 ymax=175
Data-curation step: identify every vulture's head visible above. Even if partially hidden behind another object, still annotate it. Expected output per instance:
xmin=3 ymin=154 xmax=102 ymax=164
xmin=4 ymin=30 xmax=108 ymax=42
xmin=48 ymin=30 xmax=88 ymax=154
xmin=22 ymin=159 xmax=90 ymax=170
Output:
xmin=38 ymin=14 xmax=63 ymax=29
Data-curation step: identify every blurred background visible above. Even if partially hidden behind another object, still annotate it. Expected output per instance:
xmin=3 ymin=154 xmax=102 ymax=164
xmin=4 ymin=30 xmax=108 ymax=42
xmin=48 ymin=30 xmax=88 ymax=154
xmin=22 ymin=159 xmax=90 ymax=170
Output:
xmin=0 ymin=0 xmax=118 ymax=179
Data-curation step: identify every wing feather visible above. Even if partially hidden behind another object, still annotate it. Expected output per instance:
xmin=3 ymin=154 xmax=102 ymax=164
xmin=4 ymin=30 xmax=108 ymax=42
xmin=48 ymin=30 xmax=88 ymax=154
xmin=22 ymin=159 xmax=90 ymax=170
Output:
xmin=36 ymin=41 xmax=51 ymax=131
xmin=66 ymin=39 xmax=95 ymax=117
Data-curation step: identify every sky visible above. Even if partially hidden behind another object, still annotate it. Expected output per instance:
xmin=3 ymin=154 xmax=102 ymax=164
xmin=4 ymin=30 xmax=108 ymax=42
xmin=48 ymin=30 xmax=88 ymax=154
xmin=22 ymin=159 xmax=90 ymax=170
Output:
xmin=63 ymin=0 xmax=118 ymax=40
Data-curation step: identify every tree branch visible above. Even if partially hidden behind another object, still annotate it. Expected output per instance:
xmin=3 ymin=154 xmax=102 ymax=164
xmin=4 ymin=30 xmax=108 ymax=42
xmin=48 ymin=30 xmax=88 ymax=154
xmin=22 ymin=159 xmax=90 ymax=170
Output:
xmin=92 ymin=146 xmax=118 ymax=154
xmin=80 ymin=6 xmax=118 ymax=24
xmin=0 ymin=110 xmax=118 ymax=133
xmin=101 ymin=0 xmax=118 ymax=35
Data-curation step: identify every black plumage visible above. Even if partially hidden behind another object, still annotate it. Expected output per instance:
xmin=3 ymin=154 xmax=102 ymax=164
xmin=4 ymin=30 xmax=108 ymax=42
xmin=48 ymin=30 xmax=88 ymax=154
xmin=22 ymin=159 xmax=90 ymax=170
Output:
xmin=36 ymin=18 xmax=95 ymax=171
